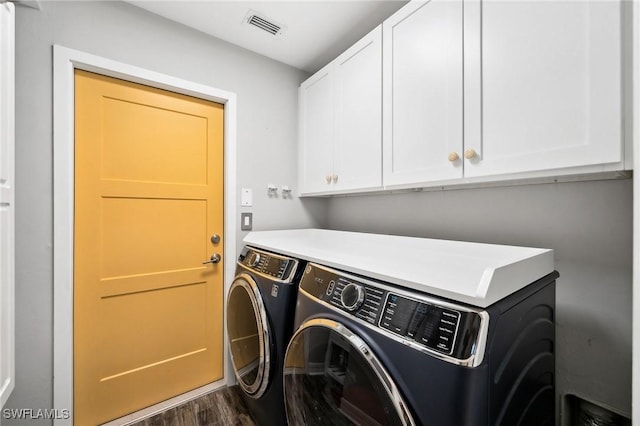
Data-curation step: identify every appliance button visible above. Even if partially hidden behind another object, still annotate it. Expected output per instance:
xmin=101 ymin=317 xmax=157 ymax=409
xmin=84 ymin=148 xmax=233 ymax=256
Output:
xmin=326 ymin=280 xmax=336 ymax=296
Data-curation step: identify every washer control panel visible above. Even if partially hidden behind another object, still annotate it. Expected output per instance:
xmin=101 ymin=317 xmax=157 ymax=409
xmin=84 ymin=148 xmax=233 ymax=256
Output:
xmin=300 ymin=263 xmax=484 ymax=361
xmin=238 ymin=247 xmax=296 ymax=282
xmin=380 ymin=293 xmax=460 ymax=355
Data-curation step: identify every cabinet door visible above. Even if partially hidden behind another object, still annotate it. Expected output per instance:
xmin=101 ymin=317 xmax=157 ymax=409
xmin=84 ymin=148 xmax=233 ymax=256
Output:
xmin=298 ymin=65 xmax=334 ymax=194
xmin=333 ymin=26 xmax=382 ymax=191
xmin=463 ymin=0 xmax=622 ymax=178
xmin=383 ymin=0 xmax=463 ymax=187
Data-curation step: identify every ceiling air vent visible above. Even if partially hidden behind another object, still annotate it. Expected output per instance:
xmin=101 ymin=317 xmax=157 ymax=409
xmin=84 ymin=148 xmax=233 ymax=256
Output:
xmin=244 ymin=10 xmax=284 ymax=36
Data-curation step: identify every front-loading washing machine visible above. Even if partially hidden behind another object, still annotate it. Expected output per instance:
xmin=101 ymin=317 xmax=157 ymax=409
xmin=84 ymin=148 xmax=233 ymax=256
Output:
xmin=226 ymin=246 xmax=306 ymax=426
xmin=283 ymin=261 xmax=558 ymax=426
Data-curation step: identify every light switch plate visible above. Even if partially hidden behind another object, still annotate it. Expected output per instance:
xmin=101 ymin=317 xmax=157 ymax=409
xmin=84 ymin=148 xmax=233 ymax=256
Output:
xmin=241 ymin=188 xmax=253 ymax=206
xmin=241 ymin=212 xmax=253 ymax=231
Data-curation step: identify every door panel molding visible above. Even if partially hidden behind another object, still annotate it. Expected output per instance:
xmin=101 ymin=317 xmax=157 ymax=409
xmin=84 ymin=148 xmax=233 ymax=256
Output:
xmin=53 ymin=45 xmax=237 ymax=425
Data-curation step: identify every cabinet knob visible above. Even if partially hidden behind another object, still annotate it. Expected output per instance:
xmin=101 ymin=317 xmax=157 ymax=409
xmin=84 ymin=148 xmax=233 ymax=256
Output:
xmin=326 ymin=175 xmax=332 ymax=184
xmin=464 ymin=149 xmax=478 ymax=160
xmin=448 ymin=152 xmax=460 ymax=162
xmin=332 ymin=174 xmax=338 ymax=183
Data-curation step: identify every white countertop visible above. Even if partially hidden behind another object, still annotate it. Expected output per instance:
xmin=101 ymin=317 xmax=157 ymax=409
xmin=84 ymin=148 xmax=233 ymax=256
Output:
xmin=243 ymin=229 xmax=554 ymax=308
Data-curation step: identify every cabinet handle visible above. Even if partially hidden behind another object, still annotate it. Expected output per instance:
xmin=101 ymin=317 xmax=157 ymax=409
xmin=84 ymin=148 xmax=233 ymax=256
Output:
xmin=326 ymin=175 xmax=332 ymax=184
xmin=448 ymin=152 xmax=460 ymax=162
xmin=464 ymin=149 xmax=478 ymax=160
xmin=332 ymin=174 xmax=338 ymax=183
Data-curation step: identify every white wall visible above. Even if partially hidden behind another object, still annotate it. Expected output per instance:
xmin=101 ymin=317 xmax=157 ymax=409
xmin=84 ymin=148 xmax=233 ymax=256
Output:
xmin=8 ymin=1 xmax=325 ymax=422
xmin=326 ymin=178 xmax=633 ymax=420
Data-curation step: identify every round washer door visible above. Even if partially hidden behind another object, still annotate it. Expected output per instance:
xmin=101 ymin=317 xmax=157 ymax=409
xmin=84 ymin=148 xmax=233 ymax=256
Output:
xmin=283 ymin=318 xmax=415 ymax=426
xmin=226 ymin=273 xmax=271 ymax=398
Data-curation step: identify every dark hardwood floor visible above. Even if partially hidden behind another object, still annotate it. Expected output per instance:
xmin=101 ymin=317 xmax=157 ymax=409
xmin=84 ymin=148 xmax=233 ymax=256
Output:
xmin=129 ymin=386 xmax=256 ymax=426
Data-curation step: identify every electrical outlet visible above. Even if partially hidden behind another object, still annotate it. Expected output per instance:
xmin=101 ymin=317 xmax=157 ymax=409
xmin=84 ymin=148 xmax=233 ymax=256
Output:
xmin=241 ymin=212 xmax=253 ymax=231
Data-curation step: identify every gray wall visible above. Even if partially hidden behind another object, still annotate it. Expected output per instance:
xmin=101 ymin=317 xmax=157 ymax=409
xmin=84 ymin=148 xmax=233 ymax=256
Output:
xmin=326 ymin=178 xmax=633 ymax=420
xmin=8 ymin=1 xmax=324 ymax=422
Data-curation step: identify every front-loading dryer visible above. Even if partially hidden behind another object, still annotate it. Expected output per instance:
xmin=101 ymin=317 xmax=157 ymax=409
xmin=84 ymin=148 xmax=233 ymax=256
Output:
xmin=283 ymin=263 xmax=558 ymax=426
xmin=226 ymin=246 xmax=306 ymax=426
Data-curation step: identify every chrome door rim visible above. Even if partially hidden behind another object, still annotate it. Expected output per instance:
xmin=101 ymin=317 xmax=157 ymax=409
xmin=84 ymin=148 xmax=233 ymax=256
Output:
xmin=283 ymin=318 xmax=416 ymax=426
xmin=227 ymin=273 xmax=271 ymax=398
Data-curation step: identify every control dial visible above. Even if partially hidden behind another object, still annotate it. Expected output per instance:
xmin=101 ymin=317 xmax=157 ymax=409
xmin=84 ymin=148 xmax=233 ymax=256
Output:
xmin=341 ymin=283 xmax=365 ymax=312
xmin=248 ymin=252 xmax=262 ymax=267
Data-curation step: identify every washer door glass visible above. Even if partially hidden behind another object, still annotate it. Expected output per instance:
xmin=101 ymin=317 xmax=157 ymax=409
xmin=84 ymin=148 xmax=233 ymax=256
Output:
xmin=226 ymin=274 xmax=271 ymax=398
xmin=283 ymin=319 xmax=415 ymax=426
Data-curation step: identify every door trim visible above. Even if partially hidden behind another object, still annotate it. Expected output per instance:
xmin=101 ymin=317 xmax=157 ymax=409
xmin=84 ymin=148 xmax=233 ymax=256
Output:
xmin=53 ymin=45 xmax=237 ymax=425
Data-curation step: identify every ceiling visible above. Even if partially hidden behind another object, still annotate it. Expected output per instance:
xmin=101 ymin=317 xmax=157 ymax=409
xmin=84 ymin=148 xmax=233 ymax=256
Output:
xmin=125 ymin=0 xmax=408 ymax=74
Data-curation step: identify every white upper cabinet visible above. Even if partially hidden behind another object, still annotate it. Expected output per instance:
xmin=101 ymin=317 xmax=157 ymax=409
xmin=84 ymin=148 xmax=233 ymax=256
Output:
xmin=382 ymin=0 xmax=624 ymax=189
xmin=463 ymin=0 xmax=623 ymax=178
xmin=333 ymin=27 xmax=383 ymax=192
xmin=383 ymin=0 xmax=464 ymax=186
xmin=299 ymin=26 xmax=382 ymax=195
xmin=299 ymin=65 xmax=334 ymax=194
xmin=300 ymin=0 xmax=626 ymax=195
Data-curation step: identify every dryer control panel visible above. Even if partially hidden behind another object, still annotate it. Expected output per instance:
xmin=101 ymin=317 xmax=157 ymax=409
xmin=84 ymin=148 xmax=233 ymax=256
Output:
xmin=238 ymin=247 xmax=298 ymax=283
xmin=300 ymin=263 xmax=486 ymax=363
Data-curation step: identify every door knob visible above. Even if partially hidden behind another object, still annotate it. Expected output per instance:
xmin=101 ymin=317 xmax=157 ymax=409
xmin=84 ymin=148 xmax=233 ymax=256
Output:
xmin=448 ymin=152 xmax=460 ymax=162
xmin=202 ymin=253 xmax=221 ymax=264
xmin=210 ymin=234 xmax=221 ymax=244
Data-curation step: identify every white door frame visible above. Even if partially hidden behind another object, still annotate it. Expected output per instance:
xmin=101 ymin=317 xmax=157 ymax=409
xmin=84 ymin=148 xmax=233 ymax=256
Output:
xmin=52 ymin=45 xmax=237 ymax=425
xmin=0 ymin=1 xmax=15 ymax=410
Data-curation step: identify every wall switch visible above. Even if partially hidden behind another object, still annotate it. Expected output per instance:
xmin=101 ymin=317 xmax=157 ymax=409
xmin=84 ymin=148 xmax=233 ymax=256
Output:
xmin=241 ymin=212 xmax=253 ymax=231
xmin=241 ymin=188 xmax=253 ymax=206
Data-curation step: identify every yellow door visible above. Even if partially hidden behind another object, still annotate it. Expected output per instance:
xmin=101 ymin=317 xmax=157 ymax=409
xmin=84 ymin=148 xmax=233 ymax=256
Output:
xmin=73 ymin=70 xmax=224 ymax=425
